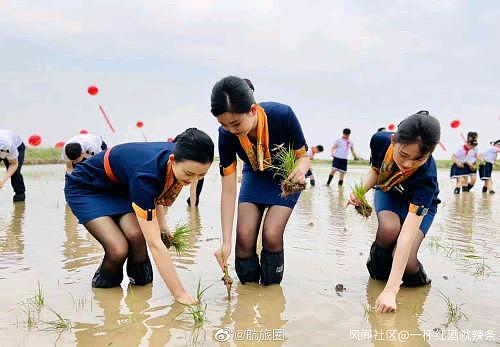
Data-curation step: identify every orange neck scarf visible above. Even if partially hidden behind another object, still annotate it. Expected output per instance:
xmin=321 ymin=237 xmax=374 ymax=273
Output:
xmin=237 ymin=105 xmax=271 ymax=171
xmin=156 ymin=160 xmax=183 ymax=207
xmin=377 ymin=144 xmax=421 ymax=192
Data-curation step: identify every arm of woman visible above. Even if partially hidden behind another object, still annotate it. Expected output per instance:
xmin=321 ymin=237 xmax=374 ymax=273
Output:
xmin=346 ymin=167 xmax=378 ymax=207
xmin=156 ymin=204 xmax=168 ymax=232
xmin=137 ymin=216 xmax=196 ymax=305
xmin=288 ymin=155 xmax=311 ymax=184
xmin=0 ymin=159 xmax=18 ymax=188
xmin=375 ymin=212 xmax=423 ymax=313
xmin=214 ymin=173 xmax=237 ymax=270
xmin=189 ymin=181 xmax=197 ymax=208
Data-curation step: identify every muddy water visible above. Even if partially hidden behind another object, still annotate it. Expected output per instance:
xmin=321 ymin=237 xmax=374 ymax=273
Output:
xmin=0 ymin=163 xmax=499 ymax=346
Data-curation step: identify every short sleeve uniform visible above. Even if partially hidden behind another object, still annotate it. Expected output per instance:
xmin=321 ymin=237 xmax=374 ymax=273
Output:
xmin=218 ymin=102 xmax=307 ymax=208
xmin=370 ymin=131 xmax=440 ymax=235
xmin=0 ymin=129 xmax=23 ymax=160
xmin=64 ymin=142 xmax=174 ymax=224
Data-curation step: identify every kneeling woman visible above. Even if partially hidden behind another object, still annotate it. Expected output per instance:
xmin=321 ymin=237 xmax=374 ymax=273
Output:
xmin=348 ymin=111 xmax=441 ymax=313
xmin=65 ymin=128 xmax=214 ymax=304
xmin=211 ymin=76 xmax=310 ymax=285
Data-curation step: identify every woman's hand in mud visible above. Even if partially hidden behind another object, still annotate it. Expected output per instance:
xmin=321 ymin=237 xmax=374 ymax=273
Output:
xmin=175 ymin=291 xmax=198 ymax=305
xmin=375 ymin=290 xmax=397 ymax=313
xmin=214 ymin=242 xmax=232 ymax=271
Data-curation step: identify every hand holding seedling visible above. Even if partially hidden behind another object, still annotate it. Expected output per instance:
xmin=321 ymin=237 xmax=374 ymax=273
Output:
xmin=220 ymin=254 xmax=233 ymax=300
xmin=214 ymin=242 xmax=232 ymax=270
xmin=375 ymin=290 xmax=397 ymax=313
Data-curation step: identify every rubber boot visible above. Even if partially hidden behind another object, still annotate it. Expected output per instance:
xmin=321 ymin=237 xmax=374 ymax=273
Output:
xmin=402 ymin=261 xmax=431 ymax=287
xmin=127 ymin=256 xmax=153 ymax=285
xmin=260 ymin=249 xmax=284 ymax=286
xmin=92 ymin=265 xmax=123 ymax=288
xmin=235 ymin=254 xmax=260 ymax=284
xmin=366 ymin=242 xmax=393 ymax=281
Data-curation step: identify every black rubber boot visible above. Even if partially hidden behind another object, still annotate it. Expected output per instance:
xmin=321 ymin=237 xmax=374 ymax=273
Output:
xmin=402 ymin=261 xmax=431 ymax=287
xmin=338 ymin=180 xmax=344 ymax=186
xmin=453 ymin=187 xmax=461 ymax=194
xmin=13 ymin=193 xmax=25 ymax=202
xmin=235 ymin=254 xmax=261 ymax=284
xmin=326 ymin=174 xmax=333 ymax=186
xmin=92 ymin=265 xmax=123 ymax=288
xmin=127 ymin=257 xmax=153 ymax=285
xmin=467 ymin=183 xmax=474 ymax=191
xmin=482 ymin=186 xmax=488 ymax=193
xmin=366 ymin=242 xmax=393 ymax=281
xmin=260 ymin=249 xmax=284 ymax=286
xmin=310 ymin=179 xmax=315 ymax=186
xmin=462 ymin=186 xmax=469 ymax=192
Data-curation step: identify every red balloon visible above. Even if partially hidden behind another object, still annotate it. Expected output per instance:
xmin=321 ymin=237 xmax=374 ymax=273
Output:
xmin=388 ymin=123 xmax=396 ymax=131
xmin=136 ymin=121 xmax=144 ymax=128
xmin=28 ymin=134 xmax=42 ymax=147
xmin=87 ymin=85 xmax=99 ymax=95
xmin=55 ymin=141 xmax=65 ymax=149
xmin=450 ymin=119 xmax=461 ymax=129
xmin=80 ymin=129 xmax=88 ymax=134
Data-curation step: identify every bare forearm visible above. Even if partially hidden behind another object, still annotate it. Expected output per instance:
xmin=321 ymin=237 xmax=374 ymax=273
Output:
xmin=221 ymin=175 xmax=237 ymax=245
xmin=296 ymin=156 xmax=311 ymax=173
xmin=384 ymin=214 xmax=422 ymax=293
xmin=149 ymin=241 xmax=186 ymax=296
xmin=156 ymin=205 xmax=167 ymax=231
xmin=189 ymin=183 xmax=197 ymax=207
xmin=363 ymin=168 xmax=379 ymax=191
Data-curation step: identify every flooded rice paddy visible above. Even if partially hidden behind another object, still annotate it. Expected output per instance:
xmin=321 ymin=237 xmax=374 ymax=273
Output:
xmin=0 ymin=163 xmax=499 ymax=346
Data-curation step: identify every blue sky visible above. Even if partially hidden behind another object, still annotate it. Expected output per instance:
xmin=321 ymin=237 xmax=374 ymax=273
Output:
xmin=1 ymin=0 xmax=499 ymax=159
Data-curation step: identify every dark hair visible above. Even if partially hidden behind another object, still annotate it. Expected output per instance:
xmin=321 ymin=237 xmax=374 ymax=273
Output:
xmin=377 ymin=127 xmax=386 ymax=132
xmin=467 ymin=131 xmax=478 ymax=146
xmin=492 ymin=139 xmax=500 ymax=146
xmin=65 ymin=143 xmax=83 ymax=160
xmin=243 ymin=78 xmax=255 ymax=91
xmin=343 ymin=128 xmax=351 ymax=135
xmin=173 ymin=128 xmax=214 ymax=164
xmin=316 ymin=145 xmax=324 ymax=152
xmin=394 ymin=110 xmax=441 ymax=155
xmin=211 ymin=76 xmax=255 ymax=116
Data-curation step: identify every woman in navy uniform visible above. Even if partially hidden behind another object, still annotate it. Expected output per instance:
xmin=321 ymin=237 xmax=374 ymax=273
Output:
xmin=211 ymin=76 xmax=310 ymax=286
xmin=348 ymin=111 xmax=440 ymax=313
xmin=65 ymin=128 xmax=214 ymax=305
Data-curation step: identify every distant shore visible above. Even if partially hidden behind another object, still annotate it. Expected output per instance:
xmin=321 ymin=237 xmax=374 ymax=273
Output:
xmin=22 ymin=148 xmax=499 ymax=170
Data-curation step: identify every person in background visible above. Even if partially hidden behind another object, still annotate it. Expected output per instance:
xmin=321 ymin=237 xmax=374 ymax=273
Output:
xmin=62 ymin=133 xmax=107 ymax=174
xmin=0 ymin=129 xmax=26 ymax=202
xmin=479 ymin=139 xmax=500 ymax=194
xmin=326 ymin=128 xmax=359 ymax=186
xmin=305 ymin=144 xmax=324 ymax=186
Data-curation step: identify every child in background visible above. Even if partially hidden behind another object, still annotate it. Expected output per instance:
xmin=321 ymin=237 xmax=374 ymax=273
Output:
xmin=62 ymin=133 xmax=107 ymax=174
xmin=450 ymin=132 xmax=478 ymax=194
xmin=327 ymin=128 xmax=359 ymax=186
xmin=305 ymin=145 xmax=324 ymax=186
xmin=479 ymin=140 xmax=500 ymax=194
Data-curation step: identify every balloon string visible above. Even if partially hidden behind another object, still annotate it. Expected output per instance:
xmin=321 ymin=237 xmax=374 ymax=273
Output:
xmin=438 ymin=141 xmax=447 ymax=151
xmin=460 ymin=132 xmax=466 ymax=142
xmin=99 ymin=105 xmax=116 ymax=133
xmin=141 ymin=130 xmax=148 ymax=142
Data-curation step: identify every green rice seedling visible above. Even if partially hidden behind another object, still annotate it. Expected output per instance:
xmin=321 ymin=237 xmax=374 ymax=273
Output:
xmin=32 ymin=282 xmax=44 ymax=312
xmin=352 ymin=182 xmax=373 ymax=218
xmin=439 ymin=291 xmax=468 ymax=327
xmin=472 ymin=159 xmax=485 ymax=172
xmin=161 ymin=224 xmax=191 ymax=256
xmin=269 ymin=144 xmax=306 ymax=197
xmin=363 ymin=303 xmax=373 ymax=318
xmin=464 ymin=257 xmax=494 ymax=278
xmin=43 ymin=307 xmax=73 ymax=332
xmin=184 ymin=280 xmax=211 ymax=328
xmin=23 ymin=306 xmax=37 ymax=329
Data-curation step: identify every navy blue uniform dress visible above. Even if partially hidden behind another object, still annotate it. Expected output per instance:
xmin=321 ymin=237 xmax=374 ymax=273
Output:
xmin=218 ymin=102 xmax=308 ymax=208
xmin=65 ymin=142 xmax=175 ymax=224
xmin=370 ymin=132 xmax=440 ymax=235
